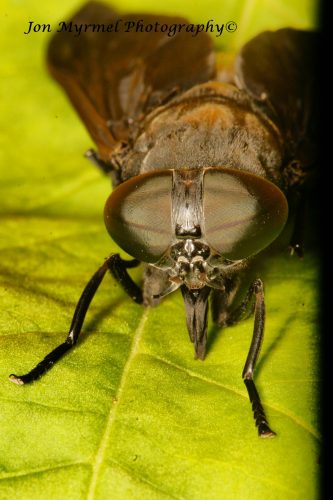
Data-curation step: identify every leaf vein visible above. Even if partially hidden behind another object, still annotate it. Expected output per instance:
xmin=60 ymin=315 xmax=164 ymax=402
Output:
xmin=0 ymin=396 xmax=105 ymax=416
xmin=0 ymin=461 xmax=88 ymax=480
xmin=143 ymin=352 xmax=321 ymax=440
xmin=108 ymin=458 xmax=182 ymax=499
xmin=86 ymin=307 xmax=150 ymax=499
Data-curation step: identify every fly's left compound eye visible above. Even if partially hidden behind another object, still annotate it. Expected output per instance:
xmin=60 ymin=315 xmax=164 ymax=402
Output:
xmin=203 ymin=168 xmax=289 ymax=260
xmin=104 ymin=170 xmax=173 ymax=263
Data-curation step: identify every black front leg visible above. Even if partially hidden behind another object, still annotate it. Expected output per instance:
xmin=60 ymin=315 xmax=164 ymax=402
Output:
xmin=84 ymin=148 xmax=113 ymax=174
xmin=242 ymin=279 xmax=276 ymax=438
xmin=84 ymin=148 xmax=122 ymax=186
xmin=9 ymin=255 xmax=142 ymax=385
xmin=288 ymin=187 xmax=309 ymax=259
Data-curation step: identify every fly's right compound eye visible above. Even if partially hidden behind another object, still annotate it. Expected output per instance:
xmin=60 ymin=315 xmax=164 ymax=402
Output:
xmin=104 ymin=170 xmax=174 ymax=263
xmin=203 ymin=168 xmax=289 ymax=260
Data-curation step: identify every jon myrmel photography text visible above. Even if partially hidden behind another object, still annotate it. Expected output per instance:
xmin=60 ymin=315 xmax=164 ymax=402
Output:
xmin=24 ymin=18 xmax=238 ymax=38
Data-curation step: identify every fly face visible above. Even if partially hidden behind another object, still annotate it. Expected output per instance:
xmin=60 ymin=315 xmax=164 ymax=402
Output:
xmin=104 ymin=166 xmax=288 ymax=294
xmin=104 ymin=165 xmax=288 ymax=388
xmin=10 ymin=1 xmax=317 ymax=437
xmin=165 ymin=239 xmax=213 ymax=290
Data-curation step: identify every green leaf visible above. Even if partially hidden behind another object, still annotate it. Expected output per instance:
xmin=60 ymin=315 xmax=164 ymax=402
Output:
xmin=0 ymin=1 xmax=320 ymax=499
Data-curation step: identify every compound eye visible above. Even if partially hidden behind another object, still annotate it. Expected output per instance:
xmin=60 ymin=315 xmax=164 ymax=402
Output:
xmin=203 ymin=168 xmax=288 ymax=260
xmin=104 ymin=170 xmax=173 ymax=262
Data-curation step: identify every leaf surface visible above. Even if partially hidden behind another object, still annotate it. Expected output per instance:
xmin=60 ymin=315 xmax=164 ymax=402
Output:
xmin=0 ymin=1 xmax=320 ymax=499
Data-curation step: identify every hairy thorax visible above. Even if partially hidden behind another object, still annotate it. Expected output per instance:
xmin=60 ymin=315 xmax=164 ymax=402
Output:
xmin=122 ymin=82 xmax=284 ymax=185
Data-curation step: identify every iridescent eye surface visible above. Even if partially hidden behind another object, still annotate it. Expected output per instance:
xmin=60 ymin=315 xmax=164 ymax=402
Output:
xmin=203 ymin=168 xmax=288 ymax=260
xmin=104 ymin=167 xmax=288 ymax=263
xmin=104 ymin=170 xmax=173 ymax=262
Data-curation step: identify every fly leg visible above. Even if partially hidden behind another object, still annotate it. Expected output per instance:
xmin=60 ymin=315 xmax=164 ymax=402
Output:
xmin=85 ymin=148 xmax=112 ymax=174
xmin=9 ymin=255 xmax=142 ymax=385
xmin=225 ymin=284 xmax=255 ymax=325
xmin=289 ymin=191 xmax=306 ymax=258
xmin=243 ymin=279 xmax=276 ymax=437
xmin=211 ymin=275 xmax=254 ymax=327
xmin=85 ymin=149 xmax=122 ymax=185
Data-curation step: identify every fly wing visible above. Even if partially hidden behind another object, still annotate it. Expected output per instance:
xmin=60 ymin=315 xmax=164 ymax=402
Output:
xmin=235 ymin=29 xmax=317 ymax=168
xmin=47 ymin=1 xmax=216 ymax=161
